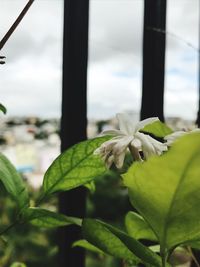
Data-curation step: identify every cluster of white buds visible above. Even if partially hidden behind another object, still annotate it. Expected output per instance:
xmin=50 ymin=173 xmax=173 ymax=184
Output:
xmin=164 ymin=128 xmax=200 ymax=146
xmin=94 ymin=113 xmax=168 ymax=169
xmin=94 ymin=113 xmax=200 ymax=169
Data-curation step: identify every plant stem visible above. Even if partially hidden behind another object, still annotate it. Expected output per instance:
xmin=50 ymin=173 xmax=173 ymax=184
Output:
xmin=0 ymin=221 xmax=18 ymax=236
xmin=0 ymin=0 xmax=35 ymax=50
xmin=187 ymin=246 xmax=200 ymax=267
xmin=35 ymin=192 xmax=47 ymax=206
xmin=161 ymin=256 xmax=166 ymax=267
xmin=160 ymin=247 xmax=167 ymax=267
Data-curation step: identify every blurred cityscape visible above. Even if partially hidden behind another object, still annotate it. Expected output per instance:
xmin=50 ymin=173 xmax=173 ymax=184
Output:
xmin=0 ymin=112 xmax=196 ymax=190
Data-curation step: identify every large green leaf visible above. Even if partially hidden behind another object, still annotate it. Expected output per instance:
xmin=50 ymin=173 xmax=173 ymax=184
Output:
xmin=0 ymin=153 xmax=29 ymax=210
xmin=123 ymin=133 xmax=200 ymax=255
xmin=82 ymin=219 xmax=139 ymax=264
xmin=82 ymin=219 xmax=165 ymax=266
xmin=141 ymin=121 xmax=173 ymax=138
xmin=125 ymin=211 xmax=157 ymax=241
xmin=42 ymin=136 xmax=110 ymax=197
xmin=22 ymin=207 xmax=81 ymax=228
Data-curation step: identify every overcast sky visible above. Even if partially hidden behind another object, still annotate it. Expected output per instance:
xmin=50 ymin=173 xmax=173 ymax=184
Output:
xmin=0 ymin=0 xmax=199 ymax=121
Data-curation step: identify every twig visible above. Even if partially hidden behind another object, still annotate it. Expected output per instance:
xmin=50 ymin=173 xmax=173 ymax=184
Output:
xmin=0 ymin=0 xmax=35 ymax=51
xmin=147 ymin=26 xmax=199 ymax=53
xmin=0 ymin=221 xmax=18 ymax=236
xmin=187 ymin=246 xmax=200 ymax=267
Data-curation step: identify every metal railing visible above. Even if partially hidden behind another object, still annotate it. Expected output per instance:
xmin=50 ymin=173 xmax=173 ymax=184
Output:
xmin=60 ymin=1 xmax=168 ymax=266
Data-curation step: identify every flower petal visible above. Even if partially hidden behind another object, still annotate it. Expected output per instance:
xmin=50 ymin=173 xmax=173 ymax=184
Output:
xmin=135 ymin=132 xmax=167 ymax=159
xmin=164 ymin=131 xmax=185 ymax=146
xmin=146 ymin=135 xmax=168 ymax=154
xmin=116 ymin=113 xmax=135 ymax=135
xmin=112 ymin=136 xmax=133 ymax=168
xmin=131 ymin=138 xmax=142 ymax=150
xmin=99 ymin=129 xmax=125 ymax=136
xmin=94 ymin=146 xmax=104 ymax=155
xmin=114 ymin=151 xmax=126 ymax=169
xmin=106 ymin=155 xmax=114 ymax=169
xmin=112 ymin=136 xmax=133 ymax=156
xmin=135 ymin=132 xmax=155 ymax=157
xmin=129 ymin=142 xmax=142 ymax=161
xmin=164 ymin=129 xmax=200 ymax=146
xmin=94 ymin=135 xmax=133 ymax=169
xmin=135 ymin=117 xmax=159 ymax=132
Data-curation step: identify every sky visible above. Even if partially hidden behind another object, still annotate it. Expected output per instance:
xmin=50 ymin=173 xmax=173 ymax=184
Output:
xmin=0 ymin=0 xmax=199 ymax=121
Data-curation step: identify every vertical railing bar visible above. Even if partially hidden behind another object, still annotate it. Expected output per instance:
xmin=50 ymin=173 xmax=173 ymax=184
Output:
xmin=59 ymin=0 xmax=89 ymax=266
xmin=141 ymin=0 xmax=167 ymax=121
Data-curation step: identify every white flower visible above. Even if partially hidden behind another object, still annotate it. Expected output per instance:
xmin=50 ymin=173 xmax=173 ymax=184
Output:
xmin=164 ymin=128 xmax=200 ymax=146
xmin=94 ymin=113 xmax=168 ymax=169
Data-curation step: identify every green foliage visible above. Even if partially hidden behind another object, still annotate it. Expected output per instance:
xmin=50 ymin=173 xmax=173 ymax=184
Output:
xmin=0 ymin=115 xmax=199 ymax=267
xmin=22 ymin=207 xmax=82 ymax=228
xmin=141 ymin=120 xmax=173 ymax=137
xmin=10 ymin=263 xmax=26 ymax=267
xmin=0 ymin=185 xmax=58 ymax=267
xmin=73 ymin=239 xmax=105 ymax=254
xmin=82 ymin=219 xmax=166 ymax=266
xmin=42 ymin=136 xmax=110 ymax=197
xmin=0 ymin=153 xmax=29 ymax=210
xmin=87 ymin=172 xmax=131 ymax=221
xmin=125 ymin=211 xmax=157 ymax=241
xmin=82 ymin=218 xmax=139 ymax=263
xmin=0 ymin=103 xmax=7 ymax=114
xmin=123 ymin=133 xmax=200 ymax=258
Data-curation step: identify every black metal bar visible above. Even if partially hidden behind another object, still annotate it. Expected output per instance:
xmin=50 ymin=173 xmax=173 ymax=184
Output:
xmin=141 ymin=0 xmax=167 ymax=121
xmin=58 ymin=0 xmax=89 ymax=266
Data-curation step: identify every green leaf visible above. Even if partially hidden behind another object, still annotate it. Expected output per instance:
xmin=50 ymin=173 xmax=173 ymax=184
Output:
xmin=141 ymin=120 xmax=173 ymax=138
xmin=73 ymin=239 xmax=105 ymax=254
xmin=22 ymin=207 xmax=82 ymax=228
xmin=84 ymin=181 xmax=96 ymax=193
xmin=0 ymin=103 xmax=7 ymax=114
xmin=125 ymin=211 xmax=157 ymax=241
xmin=0 ymin=153 xmax=29 ymax=210
xmin=82 ymin=219 xmax=165 ymax=266
xmin=149 ymin=245 xmax=160 ymax=253
xmin=10 ymin=263 xmax=26 ymax=267
xmin=123 ymin=133 xmax=200 ymax=254
xmin=42 ymin=136 xmax=110 ymax=197
xmin=82 ymin=219 xmax=139 ymax=263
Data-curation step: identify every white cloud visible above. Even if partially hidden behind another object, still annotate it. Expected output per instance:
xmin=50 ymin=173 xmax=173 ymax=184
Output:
xmin=0 ymin=0 xmax=199 ymax=121
xmin=88 ymin=0 xmax=143 ymax=119
xmin=88 ymin=61 xmax=142 ymax=119
xmin=165 ymin=0 xmax=199 ymax=120
xmin=0 ymin=0 xmax=63 ymax=118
